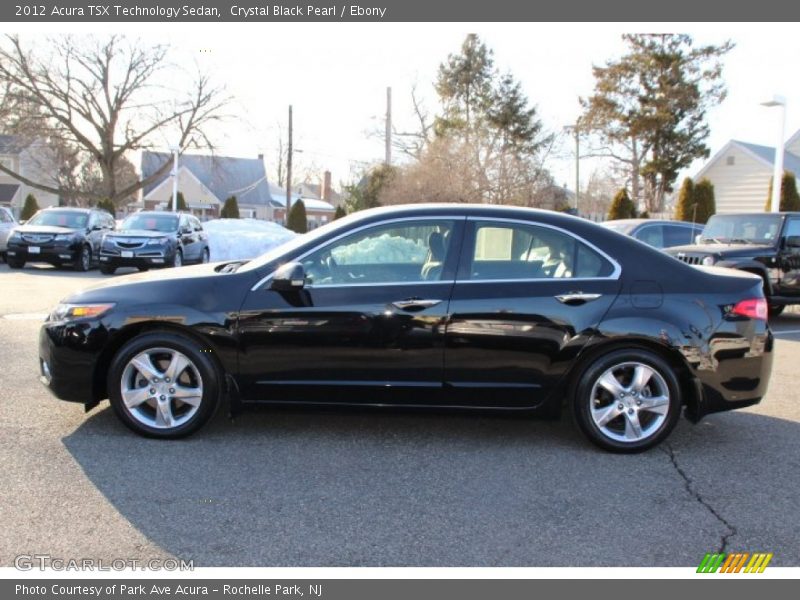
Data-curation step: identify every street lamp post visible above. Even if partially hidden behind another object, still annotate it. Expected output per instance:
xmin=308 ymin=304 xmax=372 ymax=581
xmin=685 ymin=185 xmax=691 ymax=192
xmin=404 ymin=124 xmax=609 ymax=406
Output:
xmin=168 ymin=144 xmax=180 ymax=212
xmin=762 ymin=95 xmax=787 ymax=213
xmin=563 ymin=124 xmax=580 ymax=213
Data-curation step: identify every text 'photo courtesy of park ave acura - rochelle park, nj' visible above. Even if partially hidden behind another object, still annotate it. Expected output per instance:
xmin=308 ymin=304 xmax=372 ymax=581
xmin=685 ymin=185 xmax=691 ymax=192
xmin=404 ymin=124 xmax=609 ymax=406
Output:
xmin=1 ymin=3 xmax=800 ymax=590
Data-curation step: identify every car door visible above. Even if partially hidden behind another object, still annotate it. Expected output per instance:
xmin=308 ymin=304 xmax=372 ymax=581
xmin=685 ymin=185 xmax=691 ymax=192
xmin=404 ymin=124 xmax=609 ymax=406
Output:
xmin=191 ymin=216 xmax=207 ymax=254
xmin=444 ymin=218 xmax=623 ymax=408
xmin=236 ymin=217 xmax=464 ymax=404
xmin=178 ymin=215 xmax=199 ymax=260
xmin=775 ymin=217 xmax=800 ymax=298
xmin=86 ymin=212 xmax=108 ymax=257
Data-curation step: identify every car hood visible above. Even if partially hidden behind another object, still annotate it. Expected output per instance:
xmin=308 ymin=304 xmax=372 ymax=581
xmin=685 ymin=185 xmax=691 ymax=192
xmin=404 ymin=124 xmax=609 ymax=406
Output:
xmin=105 ymin=230 xmax=175 ymax=239
xmin=665 ymin=243 xmax=773 ymax=258
xmin=14 ymin=224 xmax=81 ymax=235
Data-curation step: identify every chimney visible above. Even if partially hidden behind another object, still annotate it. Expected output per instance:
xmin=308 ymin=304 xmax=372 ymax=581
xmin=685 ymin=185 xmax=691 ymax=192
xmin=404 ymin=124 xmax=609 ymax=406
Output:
xmin=322 ymin=170 xmax=332 ymax=202
xmin=257 ymin=153 xmax=264 ymax=161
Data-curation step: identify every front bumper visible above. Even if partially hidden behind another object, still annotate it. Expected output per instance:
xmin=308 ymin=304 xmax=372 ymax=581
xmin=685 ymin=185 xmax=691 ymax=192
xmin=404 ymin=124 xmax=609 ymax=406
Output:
xmin=39 ymin=318 xmax=110 ymax=404
xmin=7 ymin=241 xmax=81 ymax=263
xmin=100 ymin=247 xmax=174 ymax=268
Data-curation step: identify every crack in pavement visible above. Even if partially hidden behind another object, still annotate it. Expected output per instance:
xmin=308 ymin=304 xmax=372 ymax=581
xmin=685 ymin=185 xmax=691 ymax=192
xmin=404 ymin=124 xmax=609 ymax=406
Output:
xmin=663 ymin=443 xmax=736 ymax=553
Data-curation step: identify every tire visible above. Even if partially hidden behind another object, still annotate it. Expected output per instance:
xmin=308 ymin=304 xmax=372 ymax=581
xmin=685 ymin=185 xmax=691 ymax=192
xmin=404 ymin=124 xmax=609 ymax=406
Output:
xmin=137 ymin=266 xmax=149 ymax=272
xmin=7 ymin=256 xmax=25 ymax=269
xmin=99 ymin=264 xmax=116 ymax=275
xmin=768 ymin=304 xmax=785 ymax=317
xmin=73 ymin=245 xmax=91 ymax=272
xmin=107 ymin=331 xmax=222 ymax=439
xmin=0 ymin=251 xmax=6 ymax=263
xmin=201 ymin=247 xmax=210 ymax=264
xmin=572 ymin=349 xmax=682 ymax=453
xmin=170 ymin=249 xmax=183 ymax=268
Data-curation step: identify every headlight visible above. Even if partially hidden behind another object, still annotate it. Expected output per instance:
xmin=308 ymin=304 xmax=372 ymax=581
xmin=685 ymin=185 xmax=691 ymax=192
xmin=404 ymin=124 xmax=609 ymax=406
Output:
xmin=8 ymin=231 xmax=21 ymax=242
xmin=54 ymin=233 xmax=77 ymax=242
xmin=146 ymin=237 xmax=170 ymax=246
xmin=49 ymin=303 xmax=115 ymax=322
xmin=701 ymin=256 xmax=715 ymax=266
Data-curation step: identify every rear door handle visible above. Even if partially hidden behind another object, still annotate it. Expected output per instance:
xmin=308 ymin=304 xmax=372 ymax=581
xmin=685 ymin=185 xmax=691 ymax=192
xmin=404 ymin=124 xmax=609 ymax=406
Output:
xmin=555 ymin=292 xmax=602 ymax=305
xmin=391 ymin=298 xmax=443 ymax=312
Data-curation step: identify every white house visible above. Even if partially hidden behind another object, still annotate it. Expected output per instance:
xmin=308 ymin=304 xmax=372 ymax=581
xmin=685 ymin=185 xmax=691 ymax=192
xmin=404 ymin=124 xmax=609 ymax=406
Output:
xmin=694 ymin=129 xmax=800 ymax=214
xmin=0 ymin=135 xmax=60 ymax=217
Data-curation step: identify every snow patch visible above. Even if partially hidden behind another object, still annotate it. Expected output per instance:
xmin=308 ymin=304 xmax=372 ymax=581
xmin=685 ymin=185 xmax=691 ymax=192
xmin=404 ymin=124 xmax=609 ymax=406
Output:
xmin=332 ymin=234 xmax=428 ymax=264
xmin=203 ymin=218 xmax=296 ymax=261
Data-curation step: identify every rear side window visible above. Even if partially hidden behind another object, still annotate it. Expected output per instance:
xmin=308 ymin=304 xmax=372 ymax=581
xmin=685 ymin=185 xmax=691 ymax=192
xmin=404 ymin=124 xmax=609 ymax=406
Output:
xmin=467 ymin=221 xmax=614 ymax=280
xmin=634 ymin=225 xmax=664 ymax=248
xmin=663 ymin=224 xmax=696 ymax=247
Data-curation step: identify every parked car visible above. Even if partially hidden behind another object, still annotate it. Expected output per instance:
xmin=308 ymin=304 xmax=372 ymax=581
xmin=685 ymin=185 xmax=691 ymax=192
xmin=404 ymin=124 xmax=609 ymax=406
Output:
xmin=6 ymin=207 xmax=115 ymax=271
xmin=602 ymin=219 xmax=702 ymax=249
xmin=99 ymin=211 xmax=210 ymax=274
xmin=39 ymin=204 xmax=773 ymax=452
xmin=0 ymin=206 xmax=17 ymax=262
xmin=666 ymin=211 xmax=800 ymax=316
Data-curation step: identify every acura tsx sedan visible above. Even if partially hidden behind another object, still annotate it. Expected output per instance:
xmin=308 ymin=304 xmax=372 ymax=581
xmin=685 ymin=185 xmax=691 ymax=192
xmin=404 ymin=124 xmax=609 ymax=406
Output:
xmin=38 ymin=204 xmax=773 ymax=452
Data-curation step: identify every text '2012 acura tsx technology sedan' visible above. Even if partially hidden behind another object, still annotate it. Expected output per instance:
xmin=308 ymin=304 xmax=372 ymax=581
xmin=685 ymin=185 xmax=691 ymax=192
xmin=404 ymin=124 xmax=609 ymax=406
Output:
xmin=38 ymin=204 xmax=773 ymax=452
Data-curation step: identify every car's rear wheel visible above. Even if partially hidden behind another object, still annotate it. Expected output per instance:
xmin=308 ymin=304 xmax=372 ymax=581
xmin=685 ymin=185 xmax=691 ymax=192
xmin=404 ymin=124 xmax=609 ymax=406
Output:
xmin=572 ymin=349 xmax=682 ymax=453
xmin=73 ymin=245 xmax=91 ymax=272
xmin=108 ymin=332 xmax=222 ymax=438
xmin=201 ymin=247 xmax=210 ymax=263
xmin=7 ymin=256 xmax=24 ymax=269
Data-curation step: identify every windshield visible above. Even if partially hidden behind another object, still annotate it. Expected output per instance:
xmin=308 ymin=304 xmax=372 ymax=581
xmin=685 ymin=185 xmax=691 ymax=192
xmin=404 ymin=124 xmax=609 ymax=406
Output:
xmin=121 ymin=213 xmax=179 ymax=233
xmin=700 ymin=214 xmax=782 ymax=245
xmin=27 ymin=211 xmax=89 ymax=229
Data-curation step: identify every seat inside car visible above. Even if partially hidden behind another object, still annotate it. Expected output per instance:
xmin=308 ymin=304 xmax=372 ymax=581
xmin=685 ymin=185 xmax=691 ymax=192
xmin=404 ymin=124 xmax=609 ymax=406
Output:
xmin=421 ymin=231 xmax=447 ymax=280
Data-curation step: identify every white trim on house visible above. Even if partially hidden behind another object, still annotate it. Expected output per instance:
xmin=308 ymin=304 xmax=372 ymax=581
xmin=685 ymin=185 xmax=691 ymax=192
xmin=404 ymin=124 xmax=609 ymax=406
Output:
xmin=694 ymin=140 xmax=776 ymax=180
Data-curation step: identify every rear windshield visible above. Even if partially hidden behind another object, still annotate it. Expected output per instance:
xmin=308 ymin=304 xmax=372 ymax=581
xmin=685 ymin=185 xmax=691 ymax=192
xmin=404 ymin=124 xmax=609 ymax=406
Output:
xmin=27 ymin=211 xmax=89 ymax=228
xmin=122 ymin=214 xmax=179 ymax=233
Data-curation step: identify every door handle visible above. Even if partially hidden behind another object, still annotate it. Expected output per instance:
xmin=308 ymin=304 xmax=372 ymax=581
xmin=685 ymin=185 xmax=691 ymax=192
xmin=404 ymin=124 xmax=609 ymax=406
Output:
xmin=391 ymin=298 xmax=443 ymax=312
xmin=555 ymin=292 xmax=602 ymax=305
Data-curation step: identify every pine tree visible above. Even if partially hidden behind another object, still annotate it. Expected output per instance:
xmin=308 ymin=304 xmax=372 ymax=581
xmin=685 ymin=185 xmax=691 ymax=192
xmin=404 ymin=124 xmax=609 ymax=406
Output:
xmin=20 ymin=194 xmax=39 ymax=220
xmin=287 ymin=200 xmax=308 ymax=233
xmin=674 ymin=177 xmax=695 ymax=221
xmin=96 ymin=198 xmax=116 ymax=215
xmin=176 ymin=191 xmax=188 ymax=211
xmin=334 ymin=205 xmax=347 ymax=220
xmin=220 ymin=195 xmax=240 ymax=218
xmin=693 ymin=178 xmax=716 ymax=224
xmin=607 ymin=188 xmax=636 ymax=219
xmin=765 ymin=172 xmax=800 ymax=212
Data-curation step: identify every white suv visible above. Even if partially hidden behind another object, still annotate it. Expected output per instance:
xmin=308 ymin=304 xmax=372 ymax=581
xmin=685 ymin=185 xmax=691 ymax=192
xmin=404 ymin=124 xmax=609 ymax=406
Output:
xmin=0 ymin=206 xmax=17 ymax=262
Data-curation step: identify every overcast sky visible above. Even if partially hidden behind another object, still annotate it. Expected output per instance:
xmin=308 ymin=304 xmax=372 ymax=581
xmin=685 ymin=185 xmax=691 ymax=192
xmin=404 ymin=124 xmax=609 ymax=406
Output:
xmin=14 ymin=22 xmax=800 ymax=193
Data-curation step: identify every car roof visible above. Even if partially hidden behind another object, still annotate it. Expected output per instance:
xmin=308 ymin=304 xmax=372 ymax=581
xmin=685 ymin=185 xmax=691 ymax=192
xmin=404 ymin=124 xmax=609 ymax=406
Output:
xmin=603 ymin=219 xmax=698 ymax=226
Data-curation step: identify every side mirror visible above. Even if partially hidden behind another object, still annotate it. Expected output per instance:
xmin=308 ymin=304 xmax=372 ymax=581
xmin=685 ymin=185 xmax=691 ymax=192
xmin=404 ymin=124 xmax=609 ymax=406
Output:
xmin=269 ymin=262 xmax=306 ymax=291
xmin=785 ymin=235 xmax=800 ymax=248
xmin=695 ymin=234 xmax=703 ymax=244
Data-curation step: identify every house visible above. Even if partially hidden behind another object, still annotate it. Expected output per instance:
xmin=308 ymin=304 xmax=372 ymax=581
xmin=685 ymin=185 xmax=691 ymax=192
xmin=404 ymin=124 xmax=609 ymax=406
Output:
xmin=269 ymin=181 xmax=336 ymax=229
xmin=0 ymin=135 xmax=60 ymax=217
xmin=139 ymin=151 xmax=282 ymax=220
xmin=694 ymin=129 xmax=800 ymax=214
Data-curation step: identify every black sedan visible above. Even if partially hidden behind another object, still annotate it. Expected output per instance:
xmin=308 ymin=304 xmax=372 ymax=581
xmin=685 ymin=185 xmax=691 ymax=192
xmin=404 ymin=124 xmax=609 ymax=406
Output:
xmin=601 ymin=219 xmax=702 ymax=249
xmin=99 ymin=211 xmax=209 ymax=274
xmin=6 ymin=207 xmax=115 ymax=271
xmin=38 ymin=204 xmax=773 ymax=452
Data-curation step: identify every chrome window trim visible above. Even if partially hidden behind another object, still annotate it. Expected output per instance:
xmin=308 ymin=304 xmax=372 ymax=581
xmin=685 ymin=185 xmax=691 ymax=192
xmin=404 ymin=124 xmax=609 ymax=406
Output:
xmin=463 ymin=216 xmax=622 ymax=281
xmin=249 ymin=215 xmax=464 ymax=291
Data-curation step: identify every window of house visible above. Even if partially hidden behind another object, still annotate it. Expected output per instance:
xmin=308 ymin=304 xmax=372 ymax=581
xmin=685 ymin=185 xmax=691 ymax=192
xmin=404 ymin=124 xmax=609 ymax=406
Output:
xmin=726 ymin=155 xmax=735 ymax=166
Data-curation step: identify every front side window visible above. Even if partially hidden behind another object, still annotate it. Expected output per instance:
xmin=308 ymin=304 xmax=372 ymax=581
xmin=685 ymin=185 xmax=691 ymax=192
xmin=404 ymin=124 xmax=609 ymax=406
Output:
xmin=467 ymin=221 xmax=614 ymax=280
xmin=302 ymin=220 xmax=455 ymax=286
xmin=634 ymin=225 xmax=664 ymax=248
xmin=663 ymin=224 xmax=698 ymax=247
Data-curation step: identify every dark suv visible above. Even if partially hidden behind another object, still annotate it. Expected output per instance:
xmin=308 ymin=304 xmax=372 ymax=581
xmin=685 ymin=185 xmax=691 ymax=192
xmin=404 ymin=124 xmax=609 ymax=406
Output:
xmin=99 ymin=211 xmax=209 ymax=274
xmin=6 ymin=207 xmax=115 ymax=271
xmin=666 ymin=211 xmax=800 ymax=316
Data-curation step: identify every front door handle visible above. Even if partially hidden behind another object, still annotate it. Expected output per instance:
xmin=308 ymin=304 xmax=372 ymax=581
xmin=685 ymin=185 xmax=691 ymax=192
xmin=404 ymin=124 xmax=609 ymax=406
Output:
xmin=391 ymin=298 xmax=443 ymax=312
xmin=555 ymin=292 xmax=602 ymax=305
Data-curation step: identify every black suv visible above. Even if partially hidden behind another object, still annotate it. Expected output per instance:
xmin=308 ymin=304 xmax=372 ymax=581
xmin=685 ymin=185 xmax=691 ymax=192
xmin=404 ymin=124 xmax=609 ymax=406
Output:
xmin=6 ymin=207 xmax=115 ymax=271
xmin=666 ymin=211 xmax=800 ymax=316
xmin=99 ymin=211 xmax=209 ymax=274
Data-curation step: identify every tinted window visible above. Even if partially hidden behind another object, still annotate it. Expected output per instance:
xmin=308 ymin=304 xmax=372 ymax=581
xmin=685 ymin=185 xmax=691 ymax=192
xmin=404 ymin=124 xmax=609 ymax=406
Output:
xmin=702 ymin=214 xmax=781 ymax=244
xmin=303 ymin=220 xmax=455 ymax=286
xmin=0 ymin=209 xmax=13 ymax=224
xmin=27 ymin=210 xmax=89 ymax=228
xmin=468 ymin=221 xmax=614 ymax=280
xmin=663 ymin=224 xmax=697 ymax=247
xmin=783 ymin=219 xmax=800 ymax=239
xmin=634 ymin=225 xmax=664 ymax=248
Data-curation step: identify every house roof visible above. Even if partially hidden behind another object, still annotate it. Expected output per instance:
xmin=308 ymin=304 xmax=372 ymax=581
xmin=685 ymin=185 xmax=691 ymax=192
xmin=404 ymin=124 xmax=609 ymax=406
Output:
xmin=695 ymin=139 xmax=800 ymax=180
xmin=141 ymin=151 xmax=276 ymax=207
xmin=0 ymin=183 xmax=20 ymax=202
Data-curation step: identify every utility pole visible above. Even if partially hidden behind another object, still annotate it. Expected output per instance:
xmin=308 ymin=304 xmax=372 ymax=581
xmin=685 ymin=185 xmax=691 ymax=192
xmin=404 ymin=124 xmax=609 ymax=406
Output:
xmin=761 ymin=95 xmax=787 ymax=213
xmin=169 ymin=145 xmax=180 ymax=212
xmin=286 ymin=105 xmax=293 ymax=218
xmin=563 ymin=124 xmax=580 ymax=213
xmin=385 ymin=86 xmax=392 ymax=166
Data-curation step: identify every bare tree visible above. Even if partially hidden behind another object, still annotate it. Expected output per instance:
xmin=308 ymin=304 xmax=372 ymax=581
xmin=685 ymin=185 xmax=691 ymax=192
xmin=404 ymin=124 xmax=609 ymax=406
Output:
xmin=0 ymin=34 xmax=228 ymax=204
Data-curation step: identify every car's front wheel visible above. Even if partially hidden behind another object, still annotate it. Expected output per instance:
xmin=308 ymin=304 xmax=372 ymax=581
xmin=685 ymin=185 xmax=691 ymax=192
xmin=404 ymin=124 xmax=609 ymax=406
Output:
xmin=572 ymin=349 xmax=682 ymax=453
xmin=7 ymin=256 xmax=25 ymax=269
xmin=108 ymin=332 xmax=222 ymax=438
xmin=73 ymin=245 xmax=91 ymax=272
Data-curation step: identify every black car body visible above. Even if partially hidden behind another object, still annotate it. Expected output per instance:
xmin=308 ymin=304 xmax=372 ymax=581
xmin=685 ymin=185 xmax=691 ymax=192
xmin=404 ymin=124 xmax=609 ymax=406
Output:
xmin=6 ymin=207 xmax=115 ymax=271
xmin=38 ymin=204 xmax=773 ymax=452
xmin=99 ymin=211 xmax=209 ymax=274
xmin=665 ymin=212 xmax=800 ymax=315
xmin=602 ymin=219 xmax=702 ymax=249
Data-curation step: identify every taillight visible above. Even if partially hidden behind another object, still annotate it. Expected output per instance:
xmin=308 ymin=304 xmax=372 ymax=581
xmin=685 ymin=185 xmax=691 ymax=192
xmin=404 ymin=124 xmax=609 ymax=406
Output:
xmin=730 ymin=298 xmax=768 ymax=320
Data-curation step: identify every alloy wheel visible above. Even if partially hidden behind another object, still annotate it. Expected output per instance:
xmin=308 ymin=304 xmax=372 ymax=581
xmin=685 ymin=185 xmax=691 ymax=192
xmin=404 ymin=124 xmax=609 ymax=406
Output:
xmin=589 ymin=361 xmax=671 ymax=443
xmin=119 ymin=347 xmax=203 ymax=429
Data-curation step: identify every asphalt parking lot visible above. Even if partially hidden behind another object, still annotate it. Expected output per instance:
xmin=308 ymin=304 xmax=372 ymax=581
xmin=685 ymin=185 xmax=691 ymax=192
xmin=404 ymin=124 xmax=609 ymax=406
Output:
xmin=0 ymin=261 xmax=799 ymax=567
